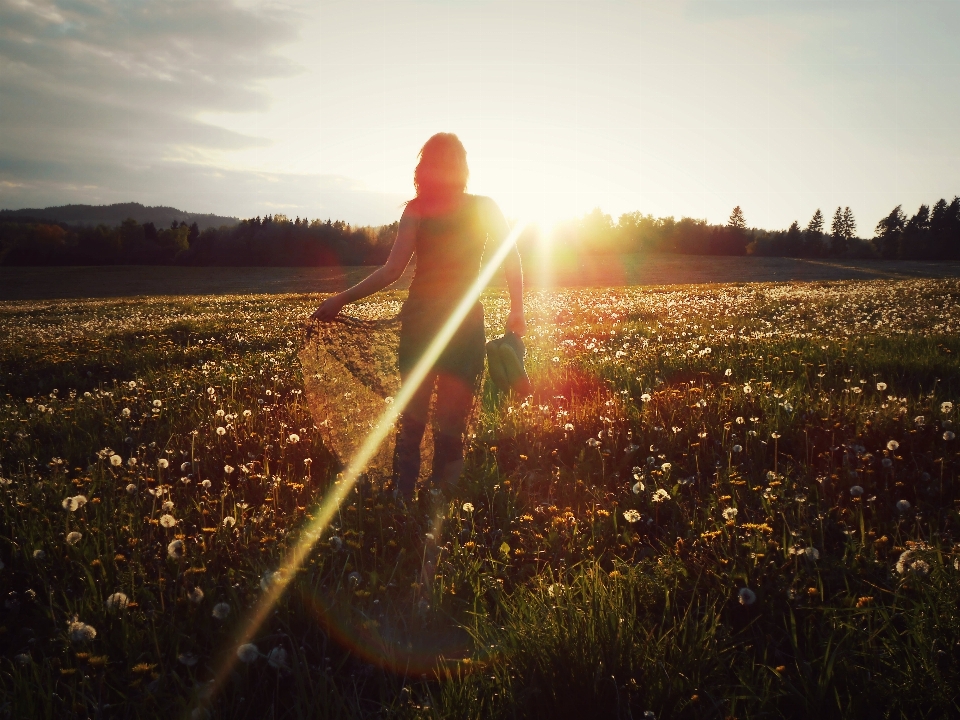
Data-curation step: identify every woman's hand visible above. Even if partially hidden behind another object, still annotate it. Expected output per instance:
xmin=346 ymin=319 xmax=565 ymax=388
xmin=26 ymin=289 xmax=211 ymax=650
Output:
xmin=505 ymin=308 xmax=526 ymax=337
xmin=310 ymin=296 xmax=346 ymax=322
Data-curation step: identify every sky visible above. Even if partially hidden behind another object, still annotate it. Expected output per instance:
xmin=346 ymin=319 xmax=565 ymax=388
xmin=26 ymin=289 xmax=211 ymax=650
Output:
xmin=1 ymin=0 xmax=959 ymax=233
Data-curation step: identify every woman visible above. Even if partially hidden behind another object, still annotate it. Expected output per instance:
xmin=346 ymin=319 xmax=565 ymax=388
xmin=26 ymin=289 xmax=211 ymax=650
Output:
xmin=310 ymin=133 xmax=525 ymax=502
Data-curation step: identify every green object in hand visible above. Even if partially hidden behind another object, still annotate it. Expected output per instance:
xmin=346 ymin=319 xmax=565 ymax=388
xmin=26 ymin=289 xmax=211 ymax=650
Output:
xmin=486 ymin=332 xmax=531 ymax=395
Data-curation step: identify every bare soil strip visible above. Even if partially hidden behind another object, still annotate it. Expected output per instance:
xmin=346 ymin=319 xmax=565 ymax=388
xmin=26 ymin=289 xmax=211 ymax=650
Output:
xmin=3 ymin=256 xmax=960 ymax=300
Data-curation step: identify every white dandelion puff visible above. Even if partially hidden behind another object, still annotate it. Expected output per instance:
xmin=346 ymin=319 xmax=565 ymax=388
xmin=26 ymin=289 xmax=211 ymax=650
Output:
xmin=159 ymin=514 xmax=176 ymax=528
xmin=167 ymin=539 xmax=184 ymax=560
xmin=738 ymin=588 xmax=757 ymax=606
xmin=622 ymin=509 xmax=641 ymax=523
xmin=68 ymin=620 xmax=97 ymax=643
xmin=66 ymin=531 xmax=82 ymax=545
xmin=236 ymin=644 xmax=259 ymax=664
xmin=105 ymin=592 xmax=129 ymax=611
xmin=212 ymin=602 xmax=231 ymax=620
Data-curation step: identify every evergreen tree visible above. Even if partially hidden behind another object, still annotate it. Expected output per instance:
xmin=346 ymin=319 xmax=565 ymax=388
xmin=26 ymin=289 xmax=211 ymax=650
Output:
xmin=830 ymin=207 xmax=848 ymax=256
xmin=784 ymin=221 xmax=802 ymax=256
xmin=874 ymin=205 xmax=905 ymax=259
xmin=842 ymin=207 xmax=856 ymax=239
xmin=900 ymin=204 xmax=931 ymax=259
xmin=728 ymin=206 xmax=747 ymax=230
xmin=802 ymin=209 xmax=825 ymax=256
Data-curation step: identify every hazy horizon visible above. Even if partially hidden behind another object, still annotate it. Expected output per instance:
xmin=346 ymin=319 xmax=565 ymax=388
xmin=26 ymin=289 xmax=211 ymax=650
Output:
xmin=2 ymin=0 xmax=959 ymax=234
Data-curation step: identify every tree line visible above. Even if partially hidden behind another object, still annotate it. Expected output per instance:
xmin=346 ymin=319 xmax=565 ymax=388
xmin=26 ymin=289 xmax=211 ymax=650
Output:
xmin=0 ymin=215 xmax=397 ymax=266
xmin=2 ymin=199 xmax=958 ymax=266
xmin=530 ymin=199 xmax=960 ymax=260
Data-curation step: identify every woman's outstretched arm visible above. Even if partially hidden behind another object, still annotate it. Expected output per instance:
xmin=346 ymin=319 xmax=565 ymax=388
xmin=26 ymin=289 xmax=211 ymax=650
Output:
xmin=309 ymin=205 xmax=418 ymax=321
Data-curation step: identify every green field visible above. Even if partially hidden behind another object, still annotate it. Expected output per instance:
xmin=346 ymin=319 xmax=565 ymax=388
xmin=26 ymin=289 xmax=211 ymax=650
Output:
xmin=2 ymin=279 xmax=960 ymax=719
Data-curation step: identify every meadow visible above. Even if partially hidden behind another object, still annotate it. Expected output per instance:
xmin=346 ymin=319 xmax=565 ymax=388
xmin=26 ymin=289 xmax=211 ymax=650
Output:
xmin=1 ymin=278 xmax=960 ymax=719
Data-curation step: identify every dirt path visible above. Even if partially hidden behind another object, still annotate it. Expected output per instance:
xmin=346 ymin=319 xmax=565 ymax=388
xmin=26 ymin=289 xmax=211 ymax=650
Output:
xmin=3 ymin=257 xmax=960 ymax=300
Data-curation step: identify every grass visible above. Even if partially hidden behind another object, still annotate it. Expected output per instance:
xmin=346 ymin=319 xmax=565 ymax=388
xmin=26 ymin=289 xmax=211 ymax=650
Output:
xmin=1 ymin=278 xmax=959 ymax=719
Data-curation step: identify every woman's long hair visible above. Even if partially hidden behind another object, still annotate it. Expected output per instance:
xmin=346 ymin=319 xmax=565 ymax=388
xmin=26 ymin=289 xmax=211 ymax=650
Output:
xmin=413 ymin=133 xmax=468 ymax=201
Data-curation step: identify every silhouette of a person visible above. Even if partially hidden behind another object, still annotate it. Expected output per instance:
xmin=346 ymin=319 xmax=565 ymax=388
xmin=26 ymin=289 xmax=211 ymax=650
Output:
xmin=311 ymin=133 xmax=525 ymax=501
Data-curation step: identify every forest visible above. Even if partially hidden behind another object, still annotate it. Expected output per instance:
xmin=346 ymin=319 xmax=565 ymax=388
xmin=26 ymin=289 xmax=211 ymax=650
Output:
xmin=1 ymin=199 xmax=958 ymax=266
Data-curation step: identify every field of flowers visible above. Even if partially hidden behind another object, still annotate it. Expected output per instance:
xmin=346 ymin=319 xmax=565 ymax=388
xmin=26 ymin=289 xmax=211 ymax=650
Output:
xmin=2 ymin=278 xmax=960 ymax=719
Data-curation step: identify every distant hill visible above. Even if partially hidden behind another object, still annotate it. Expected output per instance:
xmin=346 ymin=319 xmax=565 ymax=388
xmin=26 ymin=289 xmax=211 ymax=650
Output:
xmin=0 ymin=203 xmax=238 ymax=231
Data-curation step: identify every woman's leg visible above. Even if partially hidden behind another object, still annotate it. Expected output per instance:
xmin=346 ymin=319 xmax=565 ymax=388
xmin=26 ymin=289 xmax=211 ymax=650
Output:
xmin=429 ymin=372 xmax=477 ymax=491
xmin=392 ymin=371 xmax=435 ymax=501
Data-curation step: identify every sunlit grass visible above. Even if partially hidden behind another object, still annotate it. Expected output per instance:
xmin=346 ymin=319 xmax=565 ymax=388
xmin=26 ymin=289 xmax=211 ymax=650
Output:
xmin=1 ymin=279 xmax=959 ymax=719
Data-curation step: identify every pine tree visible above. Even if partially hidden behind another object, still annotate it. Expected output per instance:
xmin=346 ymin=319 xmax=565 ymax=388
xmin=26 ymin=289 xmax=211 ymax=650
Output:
xmin=830 ymin=207 xmax=848 ymax=256
xmin=785 ymin=221 xmax=802 ymax=256
xmin=728 ymin=206 xmax=747 ymax=230
xmin=874 ymin=205 xmax=905 ymax=259
xmin=842 ymin=207 xmax=856 ymax=240
xmin=803 ymin=209 xmax=825 ymax=256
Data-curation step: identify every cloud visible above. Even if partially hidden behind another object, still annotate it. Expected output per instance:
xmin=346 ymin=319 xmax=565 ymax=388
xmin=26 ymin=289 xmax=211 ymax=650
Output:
xmin=0 ymin=0 xmax=300 ymax=208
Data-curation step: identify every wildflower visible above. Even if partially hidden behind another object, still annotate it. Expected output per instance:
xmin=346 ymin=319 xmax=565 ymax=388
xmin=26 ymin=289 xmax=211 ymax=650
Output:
xmin=328 ymin=536 xmax=343 ymax=551
xmin=661 ymin=462 xmax=672 ymax=472
xmin=122 ymin=408 xmax=131 ymax=418
xmin=622 ymin=509 xmax=641 ymax=523
xmin=942 ymin=401 xmax=954 ymax=414
xmin=735 ymin=416 xmax=744 ymax=424
xmin=222 ymin=516 xmax=236 ymax=528
xmin=62 ymin=495 xmax=88 ymax=512
xmin=128 ymin=381 xmax=137 ymax=389
xmin=462 ymin=502 xmax=474 ymax=513
xmin=261 ymin=570 xmax=283 ymax=592
xmin=288 ymin=434 xmax=300 ymax=444
xmin=212 ymin=602 xmax=231 ymax=620
xmin=33 ymin=549 xmax=45 ymax=560
xmin=766 ymin=471 xmax=777 ymax=481
xmin=66 ymin=531 xmax=82 ymax=545
xmin=882 ymin=458 xmax=893 ymax=468
xmin=803 ymin=547 xmax=820 ymax=561
xmin=722 ymin=507 xmax=738 ymax=521
xmin=224 ymin=465 xmax=235 ymax=474
xmin=158 ymin=458 xmax=169 ymax=469
xmin=110 ymin=454 xmax=123 ymax=467
xmin=652 ymin=488 xmax=671 ymax=503
xmin=564 ymin=423 xmax=574 ymax=431
xmin=243 ymin=409 xmax=252 ymax=417
xmin=159 ymin=514 xmax=176 ymax=528
xmin=895 ymin=550 xmax=929 ymax=576
xmin=216 ymin=427 xmax=226 ymax=436
xmin=15 ymin=654 xmax=30 ymax=665
xmin=162 ymin=499 xmax=174 ymax=511
xmin=187 ymin=587 xmax=204 ymax=604
xmin=236 ymin=644 xmax=259 ymax=664
xmin=304 ymin=458 xmax=312 ymax=466
xmin=914 ymin=416 xmax=925 ymax=426
xmin=640 ymin=393 xmax=651 ymax=402
xmin=743 ymin=384 xmax=752 ymax=395
xmin=267 ymin=646 xmax=289 ymax=671
xmin=896 ymin=499 xmax=911 ymax=513
xmin=181 ymin=462 xmax=191 ymax=472
xmin=216 ymin=409 xmax=225 ymax=417
xmin=178 ymin=652 xmax=199 ymax=667
xmin=202 ymin=479 xmax=212 ymax=489
xmin=850 ymin=485 xmax=864 ymax=497
xmin=105 ymin=592 xmax=129 ymax=611
xmin=732 ymin=444 xmax=742 ymax=453
xmin=586 ymin=437 xmax=600 ymax=448
xmin=945 ymin=431 xmax=956 ymax=441
xmin=167 ymin=539 xmax=184 ymax=560
xmin=127 ymin=457 xmax=137 ymax=467
xmin=348 ymin=571 xmax=362 ymax=586
xmin=876 ymin=382 xmax=887 ymax=391
xmin=725 ymin=368 xmax=733 ymax=377
xmin=738 ymin=588 xmax=757 ymax=606
xmin=632 ymin=481 xmax=644 ymax=495
xmin=68 ymin=620 xmax=97 ymax=643
xmin=125 ymin=483 xmax=137 ymax=494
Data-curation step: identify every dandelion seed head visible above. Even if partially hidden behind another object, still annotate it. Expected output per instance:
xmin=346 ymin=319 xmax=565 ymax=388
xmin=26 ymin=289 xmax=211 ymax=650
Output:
xmin=212 ymin=602 xmax=231 ymax=620
xmin=738 ymin=587 xmax=757 ymax=606
xmin=66 ymin=531 xmax=82 ymax=545
xmin=68 ymin=620 xmax=97 ymax=643
xmin=110 ymin=454 xmax=123 ymax=467
xmin=159 ymin=514 xmax=176 ymax=528
xmin=105 ymin=592 xmax=129 ymax=611
xmin=896 ymin=499 xmax=911 ymax=512
xmin=236 ymin=643 xmax=259 ymax=664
